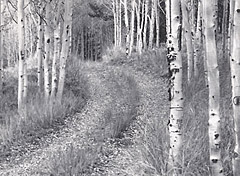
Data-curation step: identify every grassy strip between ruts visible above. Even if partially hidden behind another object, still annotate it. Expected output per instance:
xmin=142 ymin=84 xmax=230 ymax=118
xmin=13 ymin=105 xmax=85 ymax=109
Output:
xmin=45 ymin=66 xmax=140 ymax=175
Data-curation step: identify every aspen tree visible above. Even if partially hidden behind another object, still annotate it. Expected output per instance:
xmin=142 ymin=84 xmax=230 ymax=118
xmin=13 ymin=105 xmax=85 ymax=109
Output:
xmin=44 ymin=0 xmax=51 ymax=100
xmin=51 ymin=7 xmax=61 ymax=99
xmin=166 ymin=0 xmax=184 ymax=174
xmin=57 ymin=0 xmax=72 ymax=102
xmin=200 ymin=1 xmax=208 ymax=86
xmin=202 ymin=0 xmax=223 ymax=175
xmin=129 ymin=0 xmax=135 ymax=55
xmin=115 ymin=0 xmax=119 ymax=46
xmin=118 ymin=0 xmax=122 ymax=46
xmin=136 ymin=0 xmax=143 ymax=54
xmin=149 ymin=0 xmax=155 ymax=48
xmin=17 ymin=0 xmax=26 ymax=111
xmin=231 ymin=1 xmax=240 ymax=175
xmin=181 ymin=0 xmax=194 ymax=83
xmin=23 ymin=54 xmax=28 ymax=103
xmin=143 ymin=0 xmax=149 ymax=50
xmin=37 ymin=13 xmax=43 ymax=92
xmin=124 ymin=0 xmax=130 ymax=55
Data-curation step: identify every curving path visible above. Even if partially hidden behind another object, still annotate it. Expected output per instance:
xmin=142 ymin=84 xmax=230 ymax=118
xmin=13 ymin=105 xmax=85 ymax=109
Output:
xmin=90 ymin=64 xmax=169 ymax=176
xmin=0 ymin=60 xmax=169 ymax=176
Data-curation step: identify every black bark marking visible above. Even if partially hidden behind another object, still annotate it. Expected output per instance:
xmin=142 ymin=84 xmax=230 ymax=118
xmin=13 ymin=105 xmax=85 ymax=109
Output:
xmin=212 ymin=159 xmax=218 ymax=163
xmin=233 ymin=96 xmax=240 ymax=105
xmin=214 ymin=134 xmax=219 ymax=140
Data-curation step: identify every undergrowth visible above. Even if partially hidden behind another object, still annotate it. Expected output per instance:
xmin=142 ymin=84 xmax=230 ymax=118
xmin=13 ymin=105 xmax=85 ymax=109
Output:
xmin=46 ymin=67 xmax=140 ymax=175
xmin=101 ymin=70 xmax=139 ymax=139
xmin=47 ymin=144 xmax=100 ymax=175
xmin=103 ymin=46 xmax=168 ymax=78
xmin=0 ymin=57 xmax=89 ymax=155
xmin=104 ymin=47 xmax=171 ymax=175
xmin=102 ymin=45 xmax=234 ymax=176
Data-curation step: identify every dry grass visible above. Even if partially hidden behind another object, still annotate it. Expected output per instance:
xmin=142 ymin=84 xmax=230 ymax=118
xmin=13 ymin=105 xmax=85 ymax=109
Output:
xmin=48 ymin=46 xmax=234 ymax=176
xmin=47 ymin=143 xmax=100 ymax=176
xmin=0 ymin=57 xmax=89 ymax=152
xmin=101 ymin=71 xmax=139 ymax=139
xmin=45 ymin=67 xmax=140 ymax=175
xmin=106 ymin=46 xmax=234 ymax=176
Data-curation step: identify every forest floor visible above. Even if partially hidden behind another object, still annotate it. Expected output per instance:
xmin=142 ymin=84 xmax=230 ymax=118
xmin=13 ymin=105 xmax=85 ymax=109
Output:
xmin=0 ymin=49 xmax=169 ymax=176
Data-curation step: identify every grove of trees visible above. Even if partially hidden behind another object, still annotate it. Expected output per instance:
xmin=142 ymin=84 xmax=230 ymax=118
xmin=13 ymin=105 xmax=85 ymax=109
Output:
xmin=0 ymin=0 xmax=240 ymax=175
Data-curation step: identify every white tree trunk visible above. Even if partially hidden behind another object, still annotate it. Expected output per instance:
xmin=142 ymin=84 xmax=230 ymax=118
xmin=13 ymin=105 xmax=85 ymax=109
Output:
xmin=231 ymin=1 xmax=240 ymax=175
xmin=143 ymin=0 xmax=149 ymax=50
xmin=37 ymin=15 xmax=43 ymax=93
xmin=136 ymin=0 xmax=143 ymax=54
xmin=56 ymin=0 xmax=72 ymax=102
xmin=51 ymin=22 xmax=60 ymax=99
xmin=18 ymin=0 xmax=26 ymax=112
xmin=166 ymin=0 xmax=184 ymax=174
xmin=44 ymin=1 xmax=51 ymax=100
xmin=129 ymin=0 xmax=135 ymax=55
xmin=118 ymin=0 xmax=122 ymax=46
xmin=149 ymin=0 xmax=155 ymax=49
xmin=202 ymin=0 xmax=223 ymax=175
xmin=124 ymin=0 xmax=130 ymax=55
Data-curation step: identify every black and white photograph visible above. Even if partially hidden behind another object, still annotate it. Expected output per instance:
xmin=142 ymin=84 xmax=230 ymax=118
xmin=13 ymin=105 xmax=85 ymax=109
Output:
xmin=0 ymin=0 xmax=238 ymax=175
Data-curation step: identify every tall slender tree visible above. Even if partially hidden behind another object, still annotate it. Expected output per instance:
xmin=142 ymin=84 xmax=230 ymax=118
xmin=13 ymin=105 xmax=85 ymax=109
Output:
xmin=124 ymin=0 xmax=130 ymax=55
xmin=51 ymin=2 xmax=61 ymax=100
xmin=37 ymin=9 xmax=44 ymax=93
xmin=18 ymin=0 xmax=26 ymax=112
xmin=143 ymin=0 xmax=149 ymax=50
xmin=202 ymin=0 xmax=223 ymax=175
xmin=129 ymin=0 xmax=135 ymax=55
xmin=166 ymin=0 xmax=184 ymax=174
xmin=44 ymin=0 xmax=51 ymax=100
xmin=230 ymin=1 xmax=240 ymax=175
xmin=56 ymin=0 xmax=73 ymax=102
